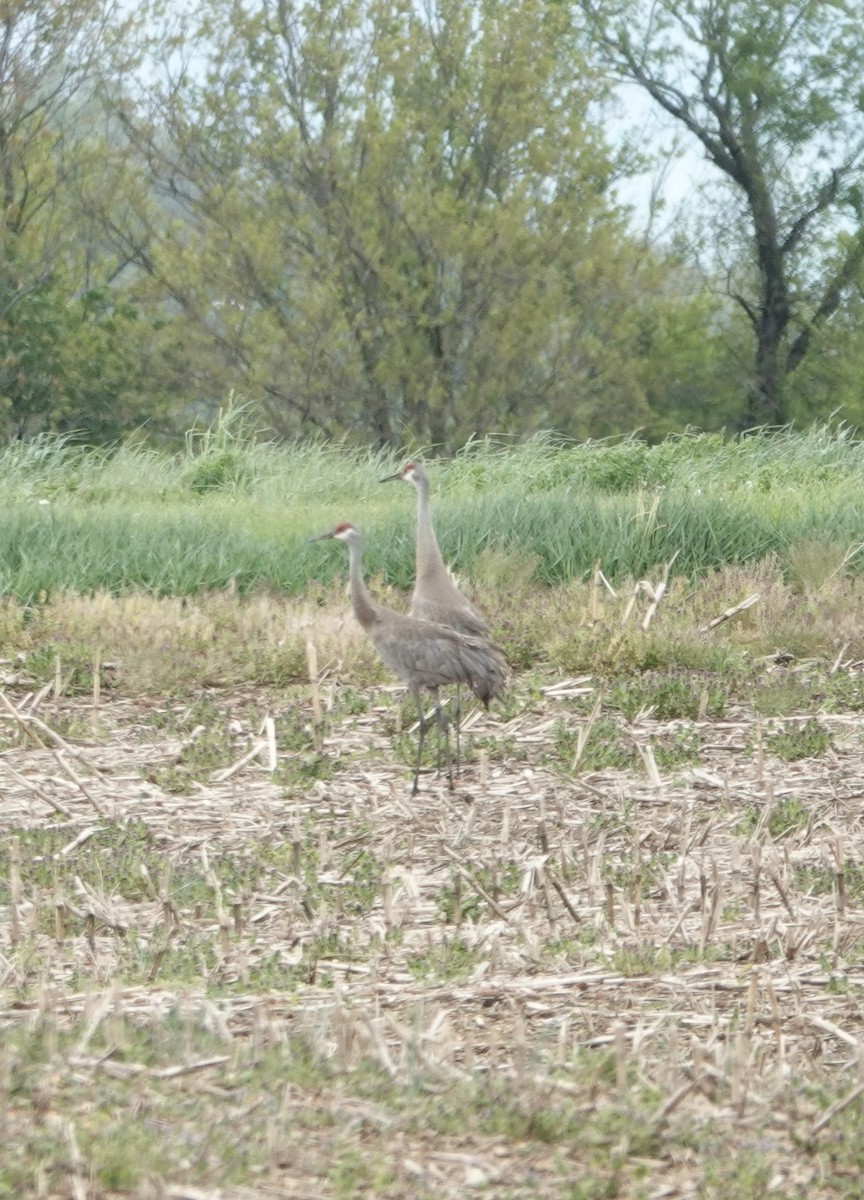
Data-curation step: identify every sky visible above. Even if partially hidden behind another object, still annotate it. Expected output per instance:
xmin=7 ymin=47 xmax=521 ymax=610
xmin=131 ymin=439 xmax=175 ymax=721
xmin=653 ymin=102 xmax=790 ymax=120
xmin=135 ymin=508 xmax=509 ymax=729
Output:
xmin=610 ymin=83 xmax=714 ymax=237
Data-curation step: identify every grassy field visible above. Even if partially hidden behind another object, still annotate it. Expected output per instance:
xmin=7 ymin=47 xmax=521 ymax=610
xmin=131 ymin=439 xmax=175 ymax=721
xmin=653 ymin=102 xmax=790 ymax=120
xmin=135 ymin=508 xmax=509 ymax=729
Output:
xmin=2 ymin=424 xmax=864 ymax=1197
xmin=0 ymin=418 xmax=863 ymax=601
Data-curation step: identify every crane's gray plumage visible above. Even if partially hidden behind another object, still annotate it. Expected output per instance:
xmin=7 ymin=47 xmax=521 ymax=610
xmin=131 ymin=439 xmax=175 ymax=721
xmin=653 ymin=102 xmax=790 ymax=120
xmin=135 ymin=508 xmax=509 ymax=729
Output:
xmin=381 ymin=461 xmax=505 ymax=765
xmin=309 ymin=521 xmax=505 ymax=794
xmin=380 ymin=462 xmax=490 ymax=637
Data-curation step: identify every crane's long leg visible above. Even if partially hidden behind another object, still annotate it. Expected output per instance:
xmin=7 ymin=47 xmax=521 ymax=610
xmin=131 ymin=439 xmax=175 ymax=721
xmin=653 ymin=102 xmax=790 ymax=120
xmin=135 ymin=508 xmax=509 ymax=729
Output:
xmin=433 ymin=703 xmax=445 ymax=774
xmin=412 ymin=693 xmax=428 ymax=796
xmin=433 ymin=692 xmax=454 ymax=791
xmin=453 ymin=684 xmax=462 ymax=774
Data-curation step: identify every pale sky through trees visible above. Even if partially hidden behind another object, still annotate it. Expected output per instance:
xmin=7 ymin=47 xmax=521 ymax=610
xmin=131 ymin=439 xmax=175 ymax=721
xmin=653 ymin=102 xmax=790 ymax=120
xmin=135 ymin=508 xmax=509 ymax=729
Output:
xmin=612 ymin=82 xmax=712 ymax=235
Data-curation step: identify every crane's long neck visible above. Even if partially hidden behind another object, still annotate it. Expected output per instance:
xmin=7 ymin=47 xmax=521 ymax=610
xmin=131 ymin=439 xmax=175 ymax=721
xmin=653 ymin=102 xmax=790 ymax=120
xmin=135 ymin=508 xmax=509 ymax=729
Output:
xmin=345 ymin=537 xmax=381 ymax=631
xmin=414 ymin=476 xmax=447 ymax=584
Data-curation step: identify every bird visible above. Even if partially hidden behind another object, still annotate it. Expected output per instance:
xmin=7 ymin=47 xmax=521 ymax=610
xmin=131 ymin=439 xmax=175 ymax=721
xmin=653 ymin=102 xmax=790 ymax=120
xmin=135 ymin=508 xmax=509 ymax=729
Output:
xmin=308 ymin=522 xmax=506 ymax=795
xmin=380 ymin=461 xmax=502 ymax=763
xmin=380 ymin=461 xmax=490 ymax=636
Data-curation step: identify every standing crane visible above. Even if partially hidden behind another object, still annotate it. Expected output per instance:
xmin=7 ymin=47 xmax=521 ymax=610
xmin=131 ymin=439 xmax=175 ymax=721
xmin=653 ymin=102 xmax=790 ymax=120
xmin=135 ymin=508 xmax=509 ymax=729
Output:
xmin=309 ymin=522 xmax=506 ymax=795
xmin=380 ymin=461 xmax=502 ymax=763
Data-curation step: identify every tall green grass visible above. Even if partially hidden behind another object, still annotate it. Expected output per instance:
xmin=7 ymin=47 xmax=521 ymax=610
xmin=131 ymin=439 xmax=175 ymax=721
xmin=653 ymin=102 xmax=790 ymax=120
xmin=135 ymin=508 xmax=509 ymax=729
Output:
xmin=0 ymin=419 xmax=863 ymax=601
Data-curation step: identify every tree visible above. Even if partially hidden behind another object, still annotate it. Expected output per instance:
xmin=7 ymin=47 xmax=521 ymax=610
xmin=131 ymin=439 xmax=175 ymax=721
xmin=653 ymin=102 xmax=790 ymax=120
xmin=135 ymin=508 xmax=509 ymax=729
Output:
xmin=103 ymin=0 xmax=666 ymax=446
xmin=631 ymin=284 xmax=750 ymax=436
xmin=579 ymin=0 xmax=864 ymax=428
xmin=784 ymin=279 xmax=864 ymax=428
xmin=0 ymin=0 xmax=156 ymax=440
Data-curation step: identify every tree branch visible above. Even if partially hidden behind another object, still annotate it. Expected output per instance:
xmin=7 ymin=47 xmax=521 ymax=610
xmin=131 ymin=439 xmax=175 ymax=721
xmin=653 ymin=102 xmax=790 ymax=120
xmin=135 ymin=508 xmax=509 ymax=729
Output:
xmin=730 ymin=288 xmax=757 ymax=328
xmin=781 ymin=169 xmax=841 ymax=255
xmin=787 ymin=226 xmax=864 ymax=373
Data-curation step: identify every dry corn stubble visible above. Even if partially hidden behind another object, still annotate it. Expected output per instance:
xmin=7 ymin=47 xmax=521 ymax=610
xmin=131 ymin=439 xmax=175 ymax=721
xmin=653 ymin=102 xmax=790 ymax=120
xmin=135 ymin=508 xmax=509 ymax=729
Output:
xmin=2 ymin=637 xmax=864 ymax=1196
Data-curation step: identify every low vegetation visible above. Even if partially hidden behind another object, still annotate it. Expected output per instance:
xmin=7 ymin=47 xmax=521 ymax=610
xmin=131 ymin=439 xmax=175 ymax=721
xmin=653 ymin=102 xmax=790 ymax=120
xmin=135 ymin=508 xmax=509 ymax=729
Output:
xmin=2 ymin=428 xmax=864 ymax=1196
xmin=1 ymin=421 xmax=864 ymax=602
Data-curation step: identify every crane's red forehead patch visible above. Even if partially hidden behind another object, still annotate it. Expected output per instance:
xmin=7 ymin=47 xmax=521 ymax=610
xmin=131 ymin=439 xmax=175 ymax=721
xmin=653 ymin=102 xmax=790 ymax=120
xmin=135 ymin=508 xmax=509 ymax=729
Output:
xmin=333 ymin=521 xmax=354 ymax=533
xmin=403 ymin=462 xmax=416 ymax=473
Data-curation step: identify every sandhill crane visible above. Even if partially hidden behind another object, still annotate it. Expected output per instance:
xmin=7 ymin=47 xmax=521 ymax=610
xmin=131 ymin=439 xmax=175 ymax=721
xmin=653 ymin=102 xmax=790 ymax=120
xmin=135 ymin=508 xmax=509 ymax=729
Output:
xmin=309 ymin=522 xmax=506 ymax=795
xmin=380 ymin=461 xmax=502 ymax=762
xmin=380 ymin=462 xmax=489 ymax=635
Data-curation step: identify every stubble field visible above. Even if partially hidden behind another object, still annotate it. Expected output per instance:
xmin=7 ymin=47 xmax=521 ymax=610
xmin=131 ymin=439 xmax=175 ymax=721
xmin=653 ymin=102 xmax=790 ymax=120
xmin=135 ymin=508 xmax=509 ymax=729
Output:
xmin=3 ymin=632 xmax=864 ymax=1197
xmin=3 ymin=426 xmax=864 ymax=1197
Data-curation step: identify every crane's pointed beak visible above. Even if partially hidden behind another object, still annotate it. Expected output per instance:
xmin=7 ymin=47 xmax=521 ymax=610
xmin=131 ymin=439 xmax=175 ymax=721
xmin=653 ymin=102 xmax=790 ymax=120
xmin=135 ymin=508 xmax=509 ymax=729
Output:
xmin=379 ymin=471 xmax=403 ymax=483
xmin=307 ymin=530 xmax=336 ymax=543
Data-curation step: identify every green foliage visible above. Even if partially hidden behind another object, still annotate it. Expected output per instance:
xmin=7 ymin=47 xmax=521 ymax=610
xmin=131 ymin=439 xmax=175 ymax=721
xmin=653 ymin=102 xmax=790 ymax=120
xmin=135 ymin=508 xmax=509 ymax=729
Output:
xmin=822 ymin=672 xmax=864 ymax=713
xmin=0 ymin=0 xmax=171 ymax=444
xmin=606 ymin=671 xmax=726 ymax=721
xmin=148 ymin=722 xmax=238 ymax=794
xmin=0 ymin=821 xmax=161 ymax=910
xmin=113 ymin=0 xmax=735 ymax=445
xmin=552 ymin=715 xmax=636 ymax=772
xmin=787 ymin=290 xmax=864 ymax=429
xmin=585 ymin=0 xmax=864 ymax=428
xmin=634 ymin=290 xmax=749 ymax=436
xmin=652 ymin=727 xmax=702 ymax=768
xmin=4 ymin=0 xmax=864 ymax=443
xmin=0 ymin=283 xmax=68 ymax=436
xmin=406 ymin=938 xmax=482 ymax=982
xmin=767 ymin=719 xmax=832 ymax=762
xmin=751 ymin=678 xmax=816 ymax=718
xmin=700 ymin=1152 xmax=775 ymax=1199
xmin=796 ymin=862 xmax=864 ymax=900
xmin=182 ymin=403 xmax=262 ymax=494
xmin=0 ymin=280 xmax=158 ymax=443
xmin=0 ymin=427 xmax=863 ymax=609
xmin=767 ymin=797 xmax=810 ymax=838
xmin=604 ymin=851 xmax=676 ymax=900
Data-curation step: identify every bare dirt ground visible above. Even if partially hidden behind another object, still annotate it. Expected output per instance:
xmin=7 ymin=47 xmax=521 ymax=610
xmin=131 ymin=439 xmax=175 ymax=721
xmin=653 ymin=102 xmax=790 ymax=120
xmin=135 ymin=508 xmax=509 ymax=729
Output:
xmin=2 ymin=680 xmax=864 ymax=1198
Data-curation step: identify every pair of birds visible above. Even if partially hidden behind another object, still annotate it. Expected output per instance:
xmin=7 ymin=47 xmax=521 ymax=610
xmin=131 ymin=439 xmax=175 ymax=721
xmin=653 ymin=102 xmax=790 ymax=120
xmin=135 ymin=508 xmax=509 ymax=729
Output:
xmin=310 ymin=463 xmax=507 ymax=795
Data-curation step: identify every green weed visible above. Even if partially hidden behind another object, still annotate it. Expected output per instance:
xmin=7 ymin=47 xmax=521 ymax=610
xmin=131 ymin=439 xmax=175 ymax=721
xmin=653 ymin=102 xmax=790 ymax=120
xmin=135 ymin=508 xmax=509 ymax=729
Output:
xmin=406 ymin=938 xmax=482 ymax=982
xmin=700 ymin=1152 xmax=775 ymax=1199
xmin=607 ymin=671 xmax=726 ymax=720
xmin=796 ymin=863 xmax=864 ymax=900
xmin=767 ymin=797 xmax=810 ymax=837
xmin=551 ymin=716 xmax=636 ymax=772
xmin=604 ymin=852 xmax=676 ymax=899
xmin=822 ymin=672 xmax=864 ymax=712
xmin=652 ymin=727 xmax=702 ymax=767
xmin=149 ymin=722 xmax=238 ymax=793
xmin=767 ymin=719 xmax=832 ymax=761
xmin=610 ymin=943 xmax=675 ymax=975
xmin=751 ymin=677 xmax=818 ymax=716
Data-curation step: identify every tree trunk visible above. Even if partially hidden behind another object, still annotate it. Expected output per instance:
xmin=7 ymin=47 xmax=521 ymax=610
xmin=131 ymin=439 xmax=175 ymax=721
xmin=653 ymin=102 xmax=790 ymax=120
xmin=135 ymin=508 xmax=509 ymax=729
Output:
xmin=739 ymin=307 xmax=789 ymax=429
xmin=739 ymin=204 xmax=791 ymax=430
